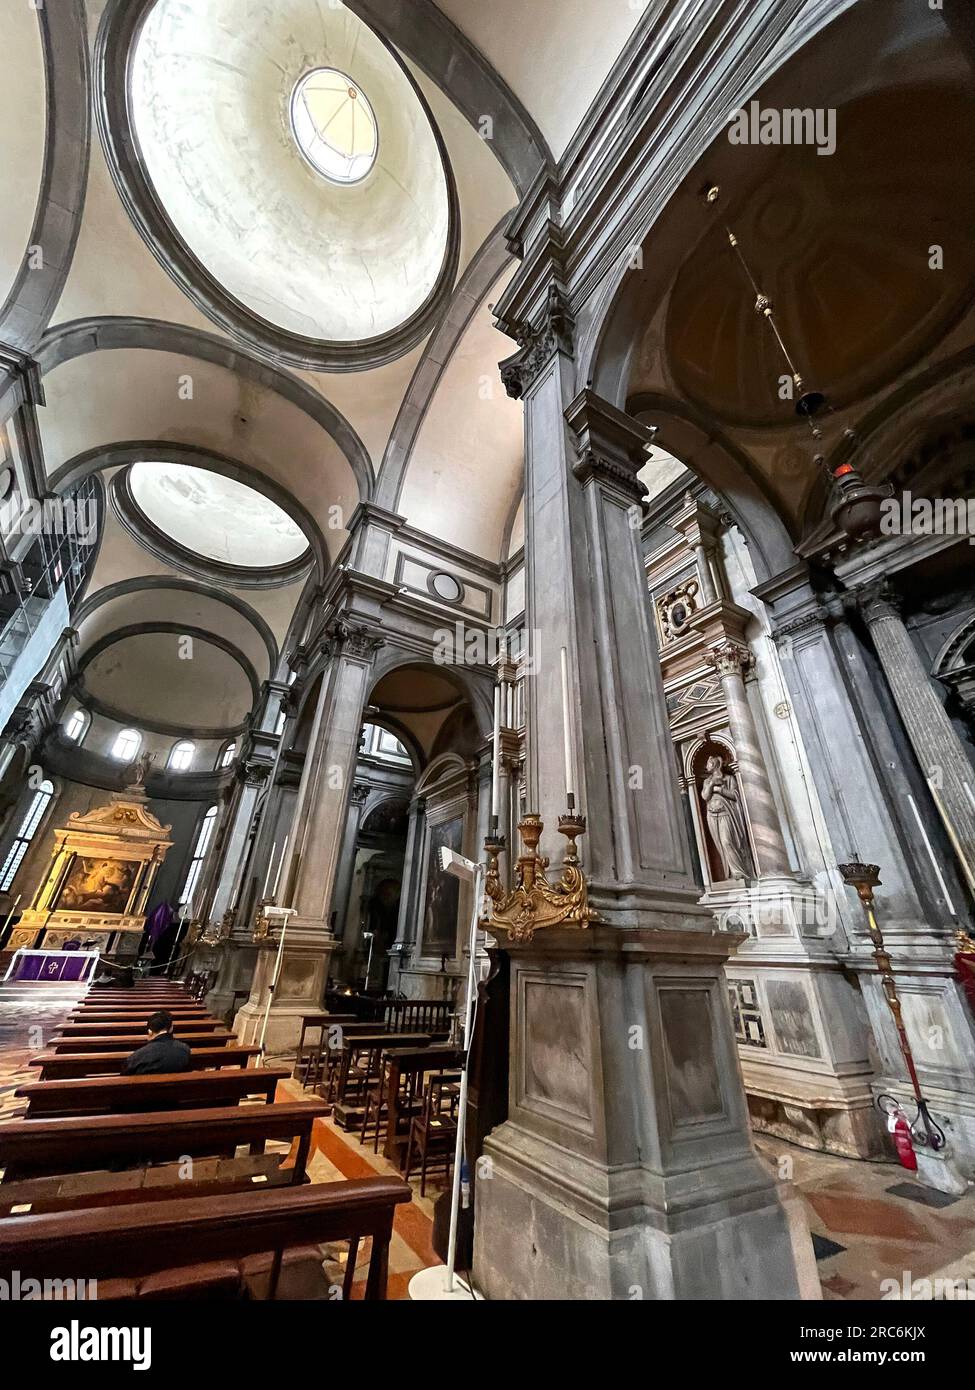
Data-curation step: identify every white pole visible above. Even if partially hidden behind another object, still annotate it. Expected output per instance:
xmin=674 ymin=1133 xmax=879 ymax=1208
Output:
xmin=445 ymin=861 xmax=484 ymax=1293
xmin=258 ymin=911 xmax=291 ymax=1055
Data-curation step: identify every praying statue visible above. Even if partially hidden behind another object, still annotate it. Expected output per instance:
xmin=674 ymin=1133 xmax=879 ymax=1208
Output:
xmin=701 ymin=755 xmax=751 ymax=881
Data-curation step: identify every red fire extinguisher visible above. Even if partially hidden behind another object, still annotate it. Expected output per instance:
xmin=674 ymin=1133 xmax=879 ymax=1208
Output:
xmin=887 ymin=1103 xmax=918 ymax=1171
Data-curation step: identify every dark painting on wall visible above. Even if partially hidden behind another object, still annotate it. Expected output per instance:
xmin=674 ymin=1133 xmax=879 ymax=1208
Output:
xmin=420 ymin=815 xmax=464 ymax=956
xmin=55 ymin=856 xmax=140 ymax=915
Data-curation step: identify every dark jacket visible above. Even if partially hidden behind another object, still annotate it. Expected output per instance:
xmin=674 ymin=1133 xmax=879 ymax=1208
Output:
xmin=122 ymin=1032 xmax=192 ymax=1075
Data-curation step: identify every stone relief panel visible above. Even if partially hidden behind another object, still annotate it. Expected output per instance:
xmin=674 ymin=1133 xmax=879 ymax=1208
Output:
xmin=659 ymin=987 xmax=725 ymax=1128
xmin=765 ymin=979 xmax=823 ymax=1059
xmin=520 ymin=973 xmax=592 ymax=1128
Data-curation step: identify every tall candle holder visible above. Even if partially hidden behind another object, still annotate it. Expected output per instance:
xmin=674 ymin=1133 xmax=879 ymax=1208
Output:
xmin=482 ymin=807 xmax=598 ymax=944
xmin=838 ymin=859 xmax=946 ymax=1152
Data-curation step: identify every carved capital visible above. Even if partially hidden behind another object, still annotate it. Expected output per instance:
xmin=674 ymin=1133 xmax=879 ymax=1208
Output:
xmin=857 ymin=580 xmax=903 ymax=627
xmin=328 ymin=618 xmax=384 ymax=662
xmin=706 ymin=641 xmax=754 ymax=679
xmin=350 ymin=781 xmax=370 ymax=806
xmin=564 ymin=389 xmax=655 ymax=503
xmin=498 ymin=284 xmax=575 ymax=400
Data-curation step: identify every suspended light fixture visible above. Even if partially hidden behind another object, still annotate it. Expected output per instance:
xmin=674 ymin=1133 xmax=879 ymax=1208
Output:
xmin=702 ymin=184 xmax=888 ymax=542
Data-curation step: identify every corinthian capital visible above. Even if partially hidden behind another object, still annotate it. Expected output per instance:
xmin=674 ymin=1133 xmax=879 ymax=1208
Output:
xmin=498 ymin=284 xmax=575 ymax=400
xmin=706 ymin=641 xmax=755 ymax=679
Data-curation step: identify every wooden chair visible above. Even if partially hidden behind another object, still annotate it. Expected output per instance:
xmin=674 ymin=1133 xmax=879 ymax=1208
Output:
xmin=404 ymin=1071 xmax=461 ymax=1196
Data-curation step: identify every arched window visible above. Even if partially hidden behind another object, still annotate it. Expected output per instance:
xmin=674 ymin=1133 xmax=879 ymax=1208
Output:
xmin=178 ymin=806 xmax=218 ymax=912
xmin=111 ymin=728 xmax=141 ymax=762
xmin=64 ymin=709 xmax=89 ymax=744
xmin=168 ymin=740 xmax=195 ymax=771
xmin=0 ymin=780 xmax=55 ymax=891
xmin=218 ymin=740 xmax=237 ymax=769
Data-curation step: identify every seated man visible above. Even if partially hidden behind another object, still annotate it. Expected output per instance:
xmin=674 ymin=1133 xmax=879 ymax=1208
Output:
xmin=123 ymin=1010 xmax=192 ymax=1075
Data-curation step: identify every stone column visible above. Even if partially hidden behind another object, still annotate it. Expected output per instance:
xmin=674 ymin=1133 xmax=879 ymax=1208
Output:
xmin=235 ymin=623 xmax=381 ymax=1052
xmin=706 ymin=640 xmax=792 ymax=878
xmin=388 ymin=793 xmax=425 ymax=991
xmin=754 ymin=568 xmax=975 ymax=1176
xmin=859 ymin=584 xmax=975 ymax=895
xmin=474 ymin=311 xmax=818 ymax=1299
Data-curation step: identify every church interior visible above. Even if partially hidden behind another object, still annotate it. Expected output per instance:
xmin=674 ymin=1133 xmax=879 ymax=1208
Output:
xmin=1 ymin=0 xmax=975 ymax=1313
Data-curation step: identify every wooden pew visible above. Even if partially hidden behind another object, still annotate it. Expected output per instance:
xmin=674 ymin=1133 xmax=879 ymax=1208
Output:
xmin=70 ymin=1006 xmax=209 ymax=1018
xmin=331 ymin=1032 xmax=433 ymax=1125
xmin=0 ymin=1177 xmax=412 ymax=1300
xmin=59 ymin=1020 xmax=221 ymax=1036
xmin=0 ymin=1100 xmax=327 ymax=1183
xmin=293 ymin=1012 xmax=358 ymax=1081
xmin=49 ymin=1031 xmax=235 ymax=1053
xmin=380 ymin=1045 xmax=466 ymax=1164
xmin=15 ymin=1066 xmax=288 ymax=1118
xmin=29 ymin=1045 xmax=260 ymax=1081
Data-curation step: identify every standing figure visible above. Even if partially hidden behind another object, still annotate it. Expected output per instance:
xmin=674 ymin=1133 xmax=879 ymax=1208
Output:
xmin=701 ymin=755 xmax=752 ymax=880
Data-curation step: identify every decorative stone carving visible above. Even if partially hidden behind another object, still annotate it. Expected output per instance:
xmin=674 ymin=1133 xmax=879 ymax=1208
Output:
xmin=329 ymin=618 xmax=384 ymax=661
xmin=657 ymin=579 xmax=699 ymax=643
xmin=706 ymin=640 xmax=754 ymax=679
xmin=499 ymin=285 xmax=575 ymax=400
xmin=701 ymin=754 xmax=751 ymax=881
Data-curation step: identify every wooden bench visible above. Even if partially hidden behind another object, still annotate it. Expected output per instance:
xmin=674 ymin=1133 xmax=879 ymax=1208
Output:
xmin=0 ymin=1177 xmax=412 ymax=1300
xmin=380 ymin=1045 xmax=466 ymax=1164
xmin=49 ymin=1028 xmax=236 ymax=1045
xmin=49 ymin=1031 xmax=235 ymax=1053
xmin=70 ymin=1006 xmax=210 ymax=1018
xmin=0 ymin=1100 xmax=327 ymax=1182
xmin=29 ymin=1045 xmax=260 ymax=1081
xmin=331 ymin=1032 xmax=434 ymax=1125
xmin=58 ymin=1020 xmax=221 ymax=1036
xmin=15 ymin=1066 xmax=288 ymax=1118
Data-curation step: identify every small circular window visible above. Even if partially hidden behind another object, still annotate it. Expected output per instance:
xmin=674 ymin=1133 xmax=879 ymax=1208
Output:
xmin=291 ymin=69 xmax=378 ymax=185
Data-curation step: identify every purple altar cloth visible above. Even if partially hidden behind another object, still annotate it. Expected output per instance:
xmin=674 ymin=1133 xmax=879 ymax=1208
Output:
xmin=6 ymin=950 xmax=98 ymax=983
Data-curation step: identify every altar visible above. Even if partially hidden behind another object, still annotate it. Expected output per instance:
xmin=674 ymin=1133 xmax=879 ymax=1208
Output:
xmin=3 ymin=947 xmax=100 ymax=985
xmin=6 ymin=784 xmax=173 ymax=957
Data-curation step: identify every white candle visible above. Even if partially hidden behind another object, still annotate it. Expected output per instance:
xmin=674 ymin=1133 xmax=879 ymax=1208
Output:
xmin=560 ymin=646 xmax=575 ymax=803
xmin=262 ymin=841 xmax=277 ymax=897
xmin=272 ymin=834 xmax=289 ymax=899
xmin=491 ymin=683 xmax=502 ymax=821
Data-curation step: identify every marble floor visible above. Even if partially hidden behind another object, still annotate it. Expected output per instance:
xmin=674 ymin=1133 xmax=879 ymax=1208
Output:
xmin=2 ymin=1001 xmax=973 ymax=1300
xmin=754 ymin=1136 xmax=975 ymax=1300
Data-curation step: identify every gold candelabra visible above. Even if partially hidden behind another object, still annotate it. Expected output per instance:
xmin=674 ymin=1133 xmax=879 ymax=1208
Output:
xmin=481 ymin=808 xmax=598 ymax=944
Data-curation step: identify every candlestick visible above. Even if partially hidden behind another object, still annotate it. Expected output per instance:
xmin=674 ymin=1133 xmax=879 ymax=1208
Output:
xmin=262 ymin=841 xmax=278 ymax=899
xmin=560 ymin=646 xmax=576 ymax=810
xmin=490 ymin=682 xmax=501 ymax=826
xmin=272 ymin=834 xmax=289 ymax=898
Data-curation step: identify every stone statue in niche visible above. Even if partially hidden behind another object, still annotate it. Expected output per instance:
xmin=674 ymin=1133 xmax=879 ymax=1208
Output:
xmin=701 ymin=755 xmax=751 ymax=881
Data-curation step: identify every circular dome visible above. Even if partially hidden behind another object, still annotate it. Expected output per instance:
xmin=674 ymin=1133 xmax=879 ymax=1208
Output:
xmin=126 ymin=463 xmax=308 ymax=573
xmin=98 ymin=0 xmax=458 ymax=369
xmin=291 ymin=69 xmax=378 ymax=185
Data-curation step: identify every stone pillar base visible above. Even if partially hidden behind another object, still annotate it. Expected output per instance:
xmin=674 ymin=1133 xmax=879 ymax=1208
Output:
xmin=475 ymin=1121 xmax=820 ymax=1300
xmin=233 ymin=922 xmax=336 ymax=1056
xmin=472 ymin=923 xmax=820 ymax=1301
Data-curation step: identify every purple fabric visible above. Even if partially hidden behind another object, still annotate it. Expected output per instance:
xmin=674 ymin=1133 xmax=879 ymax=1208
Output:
xmin=8 ymin=951 xmax=96 ymax=982
xmin=144 ymin=902 xmax=174 ymax=948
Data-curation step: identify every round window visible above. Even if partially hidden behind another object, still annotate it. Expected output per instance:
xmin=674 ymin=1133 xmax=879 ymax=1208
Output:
xmin=430 ymin=572 xmax=463 ymax=603
xmin=291 ymin=69 xmax=378 ymax=185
